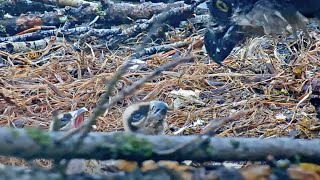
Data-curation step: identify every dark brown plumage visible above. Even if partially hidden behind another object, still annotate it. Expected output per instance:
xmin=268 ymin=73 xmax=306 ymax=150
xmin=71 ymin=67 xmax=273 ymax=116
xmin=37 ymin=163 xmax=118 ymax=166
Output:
xmin=205 ymin=0 xmax=320 ymax=64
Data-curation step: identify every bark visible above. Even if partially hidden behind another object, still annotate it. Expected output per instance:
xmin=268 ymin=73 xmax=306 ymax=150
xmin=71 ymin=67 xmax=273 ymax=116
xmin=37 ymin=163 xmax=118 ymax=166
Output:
xmin=101 ymin=0 xmax=185 ymax=24
xmin=131 ymin=41 xmax=189 ymax=59
xmin=0 ymin=0 xmax=187 ymax=36
xmin=0 ymin=27 xmax=122 ymax=43
xmin=0 ymin=37 xmax=63 ymax=53
xmin=107 ymin=4 xmax=194 ymax=48
xmin=30 ymin=0 xmax=99 ymax=8
xmin=0 ymin=127 xmax=319 ymax=163
xmin=0 ymin=4 xmax=97 ymax=36
xmin=0 ymin=0 xmax=54 ymax=15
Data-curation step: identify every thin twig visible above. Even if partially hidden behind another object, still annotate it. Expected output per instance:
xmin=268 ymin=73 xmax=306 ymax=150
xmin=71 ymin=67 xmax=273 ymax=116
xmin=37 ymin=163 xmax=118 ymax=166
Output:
xmin=201 ymin=110 xmax=253 ymax=136
xmin=286 ymin=85 xmax=312 ymax=128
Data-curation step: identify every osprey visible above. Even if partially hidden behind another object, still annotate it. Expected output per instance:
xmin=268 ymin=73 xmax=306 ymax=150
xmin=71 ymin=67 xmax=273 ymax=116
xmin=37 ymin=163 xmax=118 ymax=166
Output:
xmin=204 ymin=0 xmax=320 ymax=64
xmin=122 ymin=100 xmax=169 ymax=135
xmin=101 ymin=101 xmax=169 ymax=173
xmin=49 ymin=107 xmax=88 ymax=175
xmin=49 ymin=107 xmax=88 ymax=131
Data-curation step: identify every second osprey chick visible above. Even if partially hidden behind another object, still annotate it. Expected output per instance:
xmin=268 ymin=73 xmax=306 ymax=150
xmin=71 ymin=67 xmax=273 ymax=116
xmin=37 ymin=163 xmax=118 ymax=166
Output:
xmin=122 ymin=101 xmax=168 ymax=135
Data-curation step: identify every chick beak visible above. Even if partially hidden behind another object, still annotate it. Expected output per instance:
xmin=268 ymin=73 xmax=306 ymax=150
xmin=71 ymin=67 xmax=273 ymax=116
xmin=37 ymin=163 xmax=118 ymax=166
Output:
xmin=149 ymin=102 xmax=168 ymax=122
xmin=73 ymin=108 xmax=88 ymax=128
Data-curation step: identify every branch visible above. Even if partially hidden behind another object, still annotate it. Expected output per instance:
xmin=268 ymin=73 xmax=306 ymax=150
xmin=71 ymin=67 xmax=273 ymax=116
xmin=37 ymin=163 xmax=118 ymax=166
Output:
xmin=0 ymin=0 xmax=54 ymax=15
xmin=0 ymin=27 xmax=122 ymax=43
xmin=30 ymin=0 xmax=99 ymax=8
xmin=107 ymin=4 xmax=195 ymax=48
xmin=101 ymin=0 xmax=185 ymax=24
xmin=1 ymin=127 xmax=320 ymax=163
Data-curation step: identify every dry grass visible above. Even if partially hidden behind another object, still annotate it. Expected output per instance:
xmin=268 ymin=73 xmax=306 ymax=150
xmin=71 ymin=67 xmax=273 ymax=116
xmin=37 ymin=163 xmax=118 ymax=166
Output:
xmin=1 ymin=24 xmax=320 ymax=167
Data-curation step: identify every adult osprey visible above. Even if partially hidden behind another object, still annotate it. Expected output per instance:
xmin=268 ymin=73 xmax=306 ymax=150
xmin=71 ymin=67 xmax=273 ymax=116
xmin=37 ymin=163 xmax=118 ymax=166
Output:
xmin=204 ymin=0 xmax=320 ymax=64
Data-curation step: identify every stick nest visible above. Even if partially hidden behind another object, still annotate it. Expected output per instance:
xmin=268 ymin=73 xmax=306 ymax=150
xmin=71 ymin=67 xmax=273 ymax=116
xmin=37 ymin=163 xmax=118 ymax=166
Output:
xmin=1 ymin=23 xmax=320 ymax=167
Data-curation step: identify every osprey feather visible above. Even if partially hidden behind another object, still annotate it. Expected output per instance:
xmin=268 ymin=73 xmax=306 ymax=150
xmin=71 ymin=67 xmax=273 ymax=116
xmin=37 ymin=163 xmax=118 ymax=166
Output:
xmin=49 ymin=107 xmax=88 ymax=132
xmin=204 ymin=0 xmax=320 ymax=64
xmin=122 ymin=101 xmax=169 ymax=135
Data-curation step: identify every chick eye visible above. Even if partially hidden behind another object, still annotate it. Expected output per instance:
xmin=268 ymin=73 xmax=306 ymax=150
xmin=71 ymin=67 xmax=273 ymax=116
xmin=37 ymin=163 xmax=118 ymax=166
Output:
xmin=216 ymin=0 xmax=229 ymax=13
xmin=132 ymin=113 xmax=144 ymax=121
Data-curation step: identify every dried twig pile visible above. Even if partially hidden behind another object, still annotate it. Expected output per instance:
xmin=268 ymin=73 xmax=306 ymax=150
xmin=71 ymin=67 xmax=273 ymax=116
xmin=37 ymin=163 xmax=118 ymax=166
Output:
xmin=1 ymin=0 xmax=320 ymax=179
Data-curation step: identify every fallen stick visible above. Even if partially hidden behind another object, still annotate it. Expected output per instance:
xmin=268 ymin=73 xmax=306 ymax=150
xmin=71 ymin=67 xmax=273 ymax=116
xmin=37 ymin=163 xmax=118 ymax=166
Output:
xmin=0 ymin=127 xmax=319 ymax=163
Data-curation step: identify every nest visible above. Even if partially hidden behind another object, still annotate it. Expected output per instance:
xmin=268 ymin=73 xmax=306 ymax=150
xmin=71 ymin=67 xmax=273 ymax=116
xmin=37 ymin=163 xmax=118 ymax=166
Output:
xmin=0 ymin=22 xmax=320 ymax=168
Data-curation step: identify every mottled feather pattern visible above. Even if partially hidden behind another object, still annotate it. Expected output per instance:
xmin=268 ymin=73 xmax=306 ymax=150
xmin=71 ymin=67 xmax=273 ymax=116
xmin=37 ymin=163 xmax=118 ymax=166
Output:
xmin=204 ymin=0 xmax=320 ymax=64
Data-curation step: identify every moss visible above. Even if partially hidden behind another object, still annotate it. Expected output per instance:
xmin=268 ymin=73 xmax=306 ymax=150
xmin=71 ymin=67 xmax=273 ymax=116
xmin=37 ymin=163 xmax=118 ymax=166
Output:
xmin=58 ymin=16 xmax=69 ymax=23
xmin=93 ymin=143 xmax=118 ymax=159
xmin=94 ymin=5 xmax=106 ymax=18
xmin=230 ymin=140 xmax=240 ymax=149
xmin=205 ymin=144 xmax=214 ymax=154
xmin=26 ymin=128 xmax=51 ymax=147
xmin=11 ymin=129 xmax=20 ymax=139
xmin=116 ymin=133 xmax=153 ymax=158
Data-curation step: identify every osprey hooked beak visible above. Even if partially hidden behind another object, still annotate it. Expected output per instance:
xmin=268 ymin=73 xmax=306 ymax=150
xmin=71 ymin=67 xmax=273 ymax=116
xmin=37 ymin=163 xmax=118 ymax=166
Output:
xmin=50 ymin=107 xmax=88 ymax=131
xmin=122 ymin=101 xmax=169 ymax=135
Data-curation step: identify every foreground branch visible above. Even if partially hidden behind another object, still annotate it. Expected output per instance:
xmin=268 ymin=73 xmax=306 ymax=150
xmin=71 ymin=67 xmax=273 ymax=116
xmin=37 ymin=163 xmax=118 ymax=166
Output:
xmin=0 ymin=127 xmax=319 ymax=163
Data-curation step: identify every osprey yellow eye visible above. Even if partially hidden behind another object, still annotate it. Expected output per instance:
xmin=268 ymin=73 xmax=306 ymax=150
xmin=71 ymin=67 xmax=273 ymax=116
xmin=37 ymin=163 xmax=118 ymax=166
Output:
xmin=216 ymin=0 xmax=229 ymax=13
